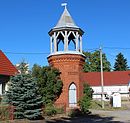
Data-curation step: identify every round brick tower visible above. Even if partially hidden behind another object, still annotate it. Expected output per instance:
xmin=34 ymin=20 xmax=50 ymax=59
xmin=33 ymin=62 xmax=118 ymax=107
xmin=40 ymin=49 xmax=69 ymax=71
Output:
xmin=47 ymin=4 xmax=85 ymax=108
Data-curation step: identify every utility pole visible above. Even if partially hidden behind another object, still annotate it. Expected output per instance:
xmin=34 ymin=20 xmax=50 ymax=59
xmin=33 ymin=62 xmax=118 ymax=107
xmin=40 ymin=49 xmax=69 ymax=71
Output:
xmin=99 ymin=46 xmax=104 ymax=109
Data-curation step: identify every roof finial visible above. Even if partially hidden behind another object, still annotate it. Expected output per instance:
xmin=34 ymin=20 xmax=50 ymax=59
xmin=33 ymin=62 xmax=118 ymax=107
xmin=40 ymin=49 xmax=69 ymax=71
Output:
xmin=61 ymin=3 xmax=67 ymax=9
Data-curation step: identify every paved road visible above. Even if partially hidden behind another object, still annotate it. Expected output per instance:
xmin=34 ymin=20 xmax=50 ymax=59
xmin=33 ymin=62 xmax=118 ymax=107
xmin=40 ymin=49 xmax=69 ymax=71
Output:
xmin=46 ymin=109 xmax=130 ymax=123
xmin=91 ymin=109 xmax=130 ymax=123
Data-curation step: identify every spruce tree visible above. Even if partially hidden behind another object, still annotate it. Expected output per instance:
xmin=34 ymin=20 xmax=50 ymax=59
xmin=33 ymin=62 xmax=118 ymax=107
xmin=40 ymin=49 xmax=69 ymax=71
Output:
xmin=114 ymin=52 xmax=129 ymax=71
xmin=6 ymin=62 xmax=43 ymax=120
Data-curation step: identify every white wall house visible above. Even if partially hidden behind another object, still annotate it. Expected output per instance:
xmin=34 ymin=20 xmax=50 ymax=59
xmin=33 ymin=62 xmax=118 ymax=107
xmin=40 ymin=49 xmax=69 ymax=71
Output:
xmin=0 ymin=77 xmax=9 ymax=95
xmin=82 ymin=71 xmax=130 ymax=100
xmin=92 ymin=85 xmax=129 ymax=100
xmin=0 ymin=50 xmax=18 ymax=96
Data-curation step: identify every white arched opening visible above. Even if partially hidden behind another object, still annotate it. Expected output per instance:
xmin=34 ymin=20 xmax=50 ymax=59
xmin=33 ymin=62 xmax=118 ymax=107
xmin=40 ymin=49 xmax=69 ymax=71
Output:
xmin=57 ymin=39 xmax=64 ymax=51
xmin=69 ymin=83 xmax=77 ymax=107
xmin=68 ymin=40 xmax=76 ymax=51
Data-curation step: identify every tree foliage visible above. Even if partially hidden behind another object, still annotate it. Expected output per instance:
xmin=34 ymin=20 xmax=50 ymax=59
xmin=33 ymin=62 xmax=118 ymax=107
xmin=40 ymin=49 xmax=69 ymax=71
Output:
xmin=5 ymin=62 xmax=43 ymax=120
xmin=32 ymin=64 xmax=63 ymax=105
xmin=114 ymin=52 xmax=129 ymax=71
xmin=83 ymin=50 xmax=111 ymax=72
xmin=79 ymin=83 xmax=93 ymax=114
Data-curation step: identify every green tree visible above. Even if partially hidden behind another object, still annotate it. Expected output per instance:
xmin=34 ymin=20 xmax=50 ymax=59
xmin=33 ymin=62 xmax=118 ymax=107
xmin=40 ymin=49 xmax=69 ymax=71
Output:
xmin=79 ymin=83 xmax=93 ymax=114
xmin=114 ymin=52 xmax=129 ymax=71
xmin=6 ymin=62 xmax=43 ymax=120
xmin=83 ymin=50 xmax=111 ymax=72
xmin=32 ymin=64 xmax=63 ymax=105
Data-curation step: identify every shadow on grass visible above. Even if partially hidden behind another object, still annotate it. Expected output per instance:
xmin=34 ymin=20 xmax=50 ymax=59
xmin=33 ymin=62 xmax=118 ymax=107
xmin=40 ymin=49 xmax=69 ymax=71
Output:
xmin=46 ymin=114 xmax=124 ymax=123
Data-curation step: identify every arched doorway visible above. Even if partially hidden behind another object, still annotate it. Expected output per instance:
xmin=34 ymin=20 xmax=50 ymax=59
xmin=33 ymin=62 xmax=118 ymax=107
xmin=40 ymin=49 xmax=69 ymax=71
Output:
xmin=69 ymin=83 xmax=77 ymax=107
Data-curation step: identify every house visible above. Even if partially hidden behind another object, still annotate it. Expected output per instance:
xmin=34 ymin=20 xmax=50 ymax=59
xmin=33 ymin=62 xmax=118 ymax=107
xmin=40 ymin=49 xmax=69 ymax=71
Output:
xmin=81 ymin=71 xmax=130 ymax=100
xmin=0 ymin=50 xmax=18 ymax=95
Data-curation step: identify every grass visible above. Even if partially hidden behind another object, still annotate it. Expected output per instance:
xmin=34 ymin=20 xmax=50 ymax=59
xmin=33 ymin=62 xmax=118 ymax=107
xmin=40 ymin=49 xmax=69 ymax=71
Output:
xmin=90 ymin=100 xmax=110 ymax=109
xmin=90 ymin=100 xmax=127 ymax=111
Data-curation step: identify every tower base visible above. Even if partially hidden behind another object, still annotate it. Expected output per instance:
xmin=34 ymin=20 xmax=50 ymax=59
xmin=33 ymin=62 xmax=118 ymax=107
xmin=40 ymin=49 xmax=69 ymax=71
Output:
xmin=48 ymin=53 xmax=85 ymax=108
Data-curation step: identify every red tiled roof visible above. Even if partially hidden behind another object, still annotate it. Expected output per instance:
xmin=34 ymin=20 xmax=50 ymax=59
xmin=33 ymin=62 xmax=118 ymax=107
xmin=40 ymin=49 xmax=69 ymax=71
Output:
xmin=81 ymin=71 xmax=130 ymax=86
xmin=0 ymin=50 xmax=18 ymax=76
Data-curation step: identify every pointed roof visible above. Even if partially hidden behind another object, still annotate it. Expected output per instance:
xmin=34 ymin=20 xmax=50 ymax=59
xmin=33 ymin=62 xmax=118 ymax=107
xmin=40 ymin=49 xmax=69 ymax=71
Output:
xmin=0 ymin=50 xmax=18 ymax=76
xmin=54 ymin=6 xmax=79 ymax=29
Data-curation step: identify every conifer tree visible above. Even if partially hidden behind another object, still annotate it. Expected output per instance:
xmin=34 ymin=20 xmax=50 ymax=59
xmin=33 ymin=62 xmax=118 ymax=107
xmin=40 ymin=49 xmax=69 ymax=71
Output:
xmin=114 ymin=52 xmax=129 ymax=71
xmin=6 ymin=62 xmax=43 ymax=120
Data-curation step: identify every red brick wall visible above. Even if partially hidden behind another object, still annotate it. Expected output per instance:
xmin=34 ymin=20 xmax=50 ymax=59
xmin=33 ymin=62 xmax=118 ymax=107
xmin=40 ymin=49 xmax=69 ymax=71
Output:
xmin=48 ymin=54 xmax=85 ymax=107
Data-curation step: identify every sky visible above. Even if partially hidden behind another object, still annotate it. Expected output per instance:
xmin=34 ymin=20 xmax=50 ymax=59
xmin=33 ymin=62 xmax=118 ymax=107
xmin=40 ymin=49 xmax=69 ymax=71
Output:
xmin=0 ymin=0 xmax=130 ymax=69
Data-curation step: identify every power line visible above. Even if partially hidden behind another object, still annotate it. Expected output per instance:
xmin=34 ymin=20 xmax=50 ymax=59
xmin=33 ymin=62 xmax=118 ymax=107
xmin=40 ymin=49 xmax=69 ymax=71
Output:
xmin=4 ymin=51 xmax=49 ymax=55
xmin=86 ymin=48 xmax=99 ymax=51
xmin=107 ymin=53 xmax=116 ymax=58
xmin=104 ymin=47 xmax=130 ymax=50
xmin=85 ymin=46 xmax=130 ymax=52
xmin=4 ymin=48 xmax=99 ymax=55
xmin=3 ymin=46 xmax=130 ymax=55
xmin=84 ymin=48 xmax=99 ymax=53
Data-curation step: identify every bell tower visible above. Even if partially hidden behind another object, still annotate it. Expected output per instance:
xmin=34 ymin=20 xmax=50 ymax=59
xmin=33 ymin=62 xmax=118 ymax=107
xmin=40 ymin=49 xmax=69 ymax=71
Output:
xmin=48 ymin=4 xmax=85 ymax=108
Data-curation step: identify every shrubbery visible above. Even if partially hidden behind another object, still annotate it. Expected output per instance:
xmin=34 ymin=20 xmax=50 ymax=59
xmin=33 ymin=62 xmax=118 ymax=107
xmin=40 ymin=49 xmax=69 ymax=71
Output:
xmin=43 ymin=103 xmax=57 ymax=116
xmin=0 ymin=105 xmax=12 ymax=121
xmin=32 ymin=65 xmax=63 ymax=105
xmin=79 ymin=83 xmax=93 ymax=114
xmin=32 ymin=65 xmax=63 ymax=117
xmin=43 ymin=103 xmax=64 ymax=116
xmin=68 ymin=108 xmax=82 ymax=117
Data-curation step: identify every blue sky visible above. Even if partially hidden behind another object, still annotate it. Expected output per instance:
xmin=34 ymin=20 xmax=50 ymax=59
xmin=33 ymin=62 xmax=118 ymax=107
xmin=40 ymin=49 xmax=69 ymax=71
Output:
xmin=0 ymin=0 xmax=130 ymax=69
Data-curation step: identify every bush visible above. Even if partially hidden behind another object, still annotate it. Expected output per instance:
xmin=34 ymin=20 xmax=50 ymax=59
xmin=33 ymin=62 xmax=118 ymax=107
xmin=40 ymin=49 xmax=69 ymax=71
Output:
xmin=79 ymin=96 xmax=91 ymax=114
xmin=79 ymin=83 xmax=93 ymax=114
xmin=43 ymin=103 xmax=65 ymax=116
xmin=43 ymin=103 xmax=57 ymax=116
xmin=0 ymin=106 xmax=10 ymax=121
xmin=68 ymin=108 xmax=82 ymax=117
xmin=55 ymin=107 xmax=64 ymax=114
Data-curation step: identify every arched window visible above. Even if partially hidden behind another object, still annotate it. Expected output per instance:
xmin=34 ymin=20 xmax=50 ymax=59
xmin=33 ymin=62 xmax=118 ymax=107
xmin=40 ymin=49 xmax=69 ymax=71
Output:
xmin=69 ymin=83 xmax=77 ymax=107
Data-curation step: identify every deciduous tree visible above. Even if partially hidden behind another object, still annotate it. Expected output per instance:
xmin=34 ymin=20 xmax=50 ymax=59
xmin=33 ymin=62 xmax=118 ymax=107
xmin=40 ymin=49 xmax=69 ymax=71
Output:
xmin=32 ymin=65 xmax=63 ymax=105
xmin=83 ymin=50 xmax=111 ymax=72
